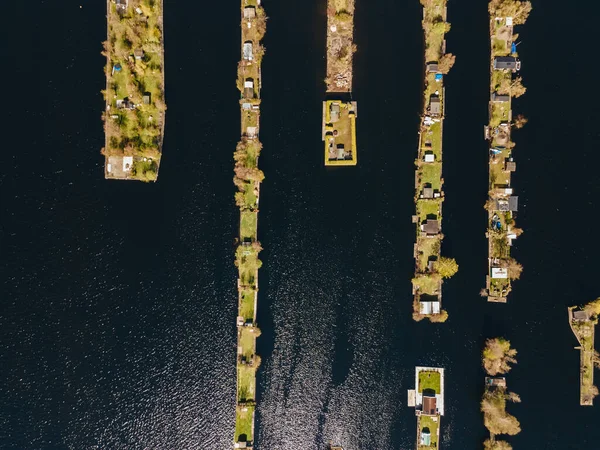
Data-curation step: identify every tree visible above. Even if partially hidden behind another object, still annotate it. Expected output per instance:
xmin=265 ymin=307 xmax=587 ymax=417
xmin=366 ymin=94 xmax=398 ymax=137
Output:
xmin=429 ymin=310 xmax=449 ymax=323
xmin=438 ymin=53 xmax=456 ymax=74
xmin=584 ymin=299 xmax=600 ymax=318
xmin=498 ymin=77 xmax=526 ymax=98
xmin=483 ymin=338 xmax=517 ymax=375
xmin=506 ymin=258 xmax=523 ymax=280
xmin=489 ymin=0 xmax=532 ymax=25
xmin=481 ymin=388 xmax=521 ymax=435
xmin=512 ymin=114 xmax=528 ymax=129
xmin=437 ymin=257 xmax=458 ymax=278
xmin=484 ymin=438 xmax=512 ymax=450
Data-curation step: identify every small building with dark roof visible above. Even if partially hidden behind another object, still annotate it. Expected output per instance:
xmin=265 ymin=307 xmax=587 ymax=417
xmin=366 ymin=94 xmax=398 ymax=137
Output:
xmin=422 ymin=186 xmax=434 ymax=199
xmin=429 ymin=95 xmax=441 ymax=115
xmin=491 ymin=92 xmax=510 ymax=102
xmin=243 ymin=6 xmax=256 ymax=19
xmin=494 ymin=56 xmax=521 ymax=71
xmin=422 ymin=219 xmax=440 ymax=236
xmin=573 ymin=310 xmax=590 ymax=321
xmin=423 ymin=395 xmax=437 ymax=415
xmin=426 ymin=62 xmax=439 ymax=73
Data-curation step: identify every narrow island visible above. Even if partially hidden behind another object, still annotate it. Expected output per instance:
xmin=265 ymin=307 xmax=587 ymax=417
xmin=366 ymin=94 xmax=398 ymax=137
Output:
xmin=407 ymin=366 xmax=445 ymax=449
xmin=233 ymin=1 xmax=267 ymax=448
xmin=481 ymin=338 xmax=521 ymax=450
xmin=102 ymin=0 xmax=166 ymax=182
xmin=568 ymin=299 xmax=600 ymax=406
xmin=411 ymin=0 xmax=457 ymax=323
xmin=483 ymin=0 xmax=531 ymax=301
xmin=322 ymin=0 xmax=358 ymax=166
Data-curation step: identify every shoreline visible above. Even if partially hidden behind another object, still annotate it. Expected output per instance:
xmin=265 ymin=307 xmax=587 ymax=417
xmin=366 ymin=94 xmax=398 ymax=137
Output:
xmin=102 ymin=0 xmax=167 ymax=182
xmin=233 ymin=1 xmax=267 ymax=448
xmin=323 ymin=0 xmax=358 ymax=166
xmin=411 ymin=0 xmax=455 ymax=323
xmin=484 ymin=2 xmax=529 ymax=301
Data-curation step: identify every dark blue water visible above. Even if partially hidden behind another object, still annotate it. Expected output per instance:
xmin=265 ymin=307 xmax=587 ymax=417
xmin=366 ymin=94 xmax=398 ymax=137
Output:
xmin=2 ymin=0 xmax=600 ymax=448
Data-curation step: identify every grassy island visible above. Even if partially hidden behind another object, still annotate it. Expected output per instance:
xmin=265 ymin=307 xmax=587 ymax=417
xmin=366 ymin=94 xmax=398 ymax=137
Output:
xmin=233 ymin=1 xmax=266 ymax=448
xmin=412 ymin=0 xmax=457 ymax=323
xmin=481 ymin=338 xmax=520 ymax=449
xmin=322 ymin=0 xmax=358 ymax=166
xmin=408 ymin=367 xmax=445 ymax=449
xmin=483 ymin=0 xmax=531 ymax=301
xmin=102 ymin=0 xmax=166 ymax=182
xmin=568 ymin=299 xmax=600 ymax=406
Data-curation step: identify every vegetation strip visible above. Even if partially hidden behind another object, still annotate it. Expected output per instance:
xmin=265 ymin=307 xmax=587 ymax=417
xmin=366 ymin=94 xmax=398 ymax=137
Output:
xmin=411 ymin=0 xmax=457 ymax=323
xmin=407 ymin=366 xmax=445 ymax=450
xmin=233 ymin=1 xmax=266 ymax=448
xmin=102 ymin=0 xmax=166 ymax=182
xmin=481 ymin=338 xmax=520 ymax=449
xmin=322 ymin=0 xmax=358 ymax=166
xmin=568 ymin=299 xmax=600 ymax=406
xmin=483 ymin=0 xmax=531 ymax=301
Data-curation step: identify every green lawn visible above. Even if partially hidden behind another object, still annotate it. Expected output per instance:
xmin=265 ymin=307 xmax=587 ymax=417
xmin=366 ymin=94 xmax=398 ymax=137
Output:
xmin=418 ymin=163 xmax=442 ymax=192
xmin=239 ymin=327 xmax=256 ymax=361
xmin=235 ymin=404 xmax=255 ymax=443
xmin=422 ymin=122 xmax=443 ymax=160
xmin=418 ymin=414 xmax=439 ymax=448
xmin=418 ymin=370 xmax=441 ymax=394
xmin=417 ymin=236 xmax=441 ymax=272
xmin=489 ymin=277 xmax=510 ymax=297
xmin=240 ymin=211 xmax=258 ymax=240
xmin=412 ymin=275 xmax=441 ymax=295
xmin=417 ymin=198 xmax=442 ymax=223
xmin=239 ymin=288 xmax=256 ymax=322
xmin=237 ymin=364 xmax=257 ymax=403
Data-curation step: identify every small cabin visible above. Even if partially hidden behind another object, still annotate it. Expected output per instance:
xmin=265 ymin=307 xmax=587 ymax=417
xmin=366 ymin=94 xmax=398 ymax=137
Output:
xmin=494 ymin=56 xmax=521 ymax=71
xmin=491 ymin=92 xmax=510 ymax=102
xmin=243 ymin=41 xmax=253 ymax=61
xmin=429 ymin=95 xmax=441 ymax=116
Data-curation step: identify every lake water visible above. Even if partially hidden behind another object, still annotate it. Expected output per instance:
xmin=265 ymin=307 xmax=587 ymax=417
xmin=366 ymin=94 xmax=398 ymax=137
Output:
xmin=2 ymin=0 xmax=600 ymax=449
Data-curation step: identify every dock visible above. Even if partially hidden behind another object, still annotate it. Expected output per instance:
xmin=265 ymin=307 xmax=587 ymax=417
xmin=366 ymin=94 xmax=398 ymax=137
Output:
xmin=233 ymin=1 xmax=267 ymax=448
xmin=103 ymin=0 xmax=166 ymax=182
xmin=568 ymin=306 xmax=599 ymax=406
xmin=408 ymin=366 xmax=445 ymax=449
xmin=323 ymin=0 xmax=358 ymax=166
xmin=484 ymin=5 xmax=529 ymax=301
xmin=411 ymin=0 xmax=455 ymax=323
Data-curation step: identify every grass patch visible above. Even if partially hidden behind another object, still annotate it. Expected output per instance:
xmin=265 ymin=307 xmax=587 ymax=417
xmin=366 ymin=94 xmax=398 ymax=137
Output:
xmin=237 ymin=364 xmax=257 ymax=403
xmin=235 ymin=404 xmax=255 ymax=443
xmin=412 ymin=274 xmax=441 ymax=295
xmin=417 ymin=236 xmax=441 ymax=272
xmin=239 ymin=327 xmax=257 ymax=361
xmin=418 ymin=414 xmax=439 ymax=449
xmin=240 ymin=211 xmax=258 ymax=241
xmin=417 ymin=198 xmax=442 ymax=223
xmin=239 ymin=288 xmax=256 ymax=322
xmin=418 ymin=370 xmax=441 ymax=393
xmin=418 ymin=163 xmax=442 ymax=192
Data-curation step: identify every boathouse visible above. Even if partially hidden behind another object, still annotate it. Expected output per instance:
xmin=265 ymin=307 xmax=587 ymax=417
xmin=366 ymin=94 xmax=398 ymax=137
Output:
xmin=243 ymin=6 xmax=256 ymax=19
xmin=422 ymin=219 xmax=440 ymax=236
xmin=494 ymin=56 xmax=521 ymax=71
xmin=491 ymin=92 xmax=510 ymax=102
xmin=426 ymin=62 xmax=439 ymax=73
xmin=429 ymin=96 xmax=441 ymax=115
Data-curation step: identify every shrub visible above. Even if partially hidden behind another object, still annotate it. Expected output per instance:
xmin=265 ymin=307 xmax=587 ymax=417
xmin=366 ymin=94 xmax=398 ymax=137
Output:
xmin=437 ymin=257 xmax=458 ymax=279
xmin=483 ymin=338 xmax=517 ymax=375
